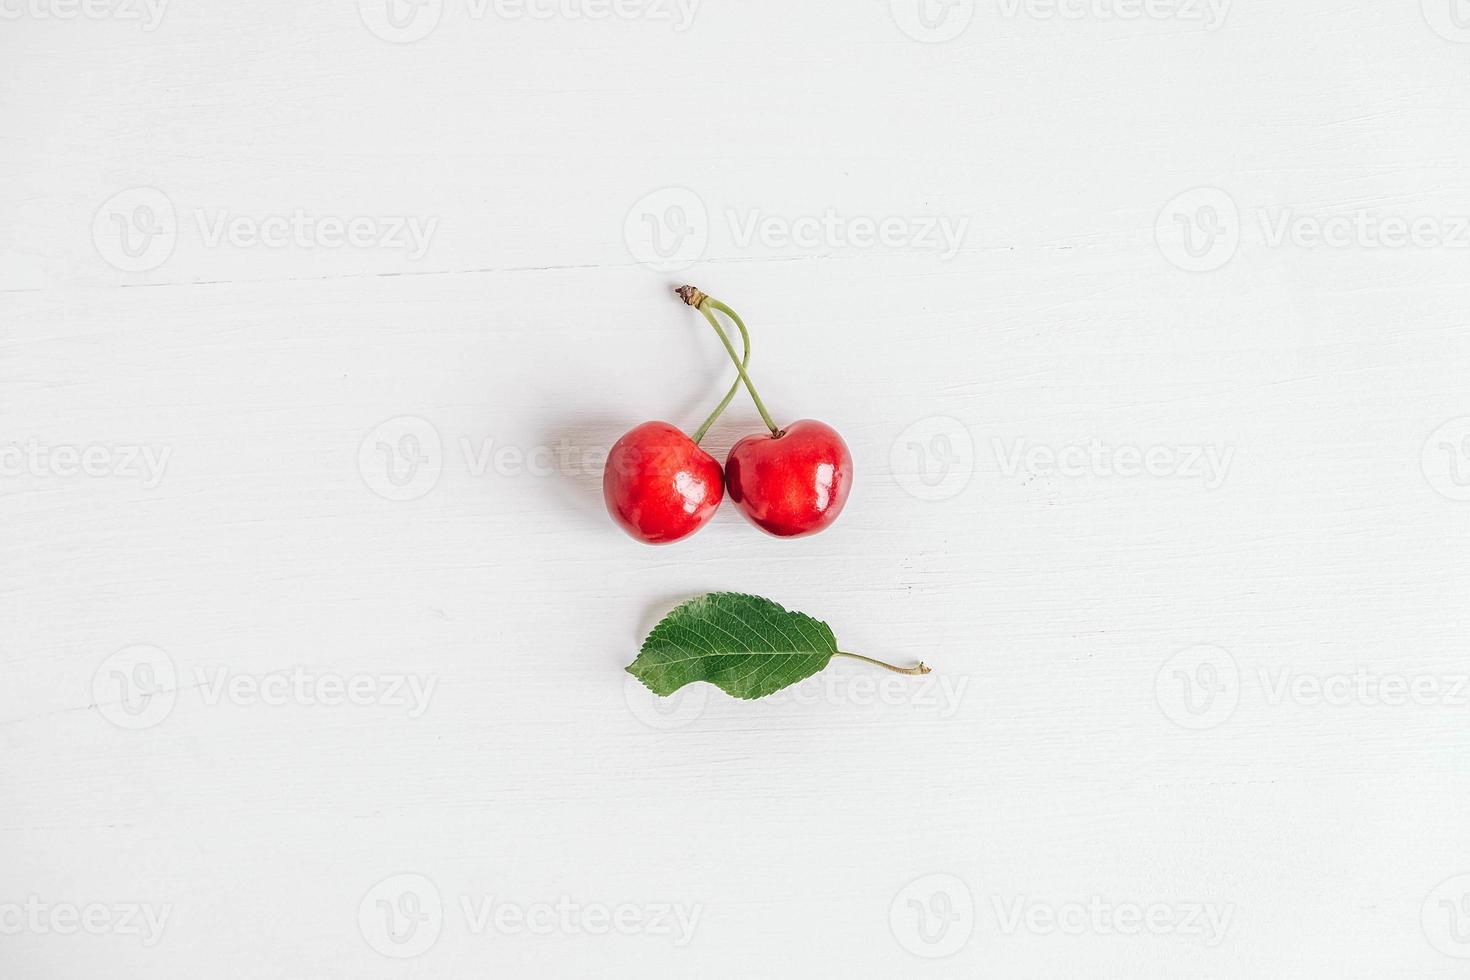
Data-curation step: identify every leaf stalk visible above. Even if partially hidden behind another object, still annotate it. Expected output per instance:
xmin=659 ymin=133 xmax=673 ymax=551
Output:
xmin=835 ymin=651 xmax=932 ymax=676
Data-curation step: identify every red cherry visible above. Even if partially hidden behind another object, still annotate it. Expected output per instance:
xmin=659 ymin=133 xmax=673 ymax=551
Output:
xmin=725 ymin=419 xmax=852 ymax=538
xmin=603 ymin=421 xmax=724 ymax=544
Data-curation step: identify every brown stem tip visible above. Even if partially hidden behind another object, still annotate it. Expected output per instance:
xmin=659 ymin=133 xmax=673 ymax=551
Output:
xmin=675 ymin=285 xmax=708 ymax=307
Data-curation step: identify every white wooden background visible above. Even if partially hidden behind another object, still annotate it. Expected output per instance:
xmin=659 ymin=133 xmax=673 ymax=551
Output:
xmin=4 ymin=1 xmax=1470 ymax=976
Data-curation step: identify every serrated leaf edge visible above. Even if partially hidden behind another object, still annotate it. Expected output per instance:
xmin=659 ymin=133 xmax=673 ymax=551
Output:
xmin=627 ymin=592 xmax=838 ymax=700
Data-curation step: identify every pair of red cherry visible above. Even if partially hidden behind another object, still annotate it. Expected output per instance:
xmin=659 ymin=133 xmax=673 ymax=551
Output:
xmin=603 ymin=287 xmax=853 ymax=544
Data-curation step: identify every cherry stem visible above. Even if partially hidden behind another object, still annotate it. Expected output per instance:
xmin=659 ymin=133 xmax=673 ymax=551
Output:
xmin=835 ymin=651 xmax=933 ymax=676
xmin=691 ymin=298 xmax=752 ymax=445
xmin=677 ymin=287 xmax=781 ymax=437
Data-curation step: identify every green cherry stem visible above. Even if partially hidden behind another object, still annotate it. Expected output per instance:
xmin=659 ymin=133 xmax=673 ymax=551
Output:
xmin=677 ymin=286 xmax=782 ymax=437
xmin=701 ymin=301 xmax=781 ymax=436
xmin=835 ymin=652 xmax=933 ymax=676
xmin=690 ymin=298 xmax=752 ymax=445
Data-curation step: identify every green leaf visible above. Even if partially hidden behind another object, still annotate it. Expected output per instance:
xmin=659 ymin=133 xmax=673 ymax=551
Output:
xmin=627 ymin=592 xmax=839 ymax=700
